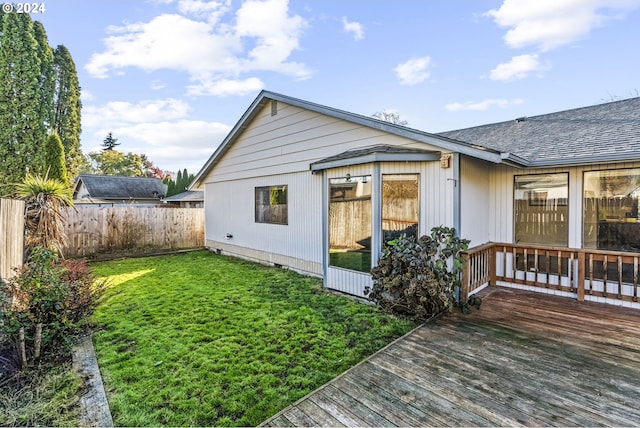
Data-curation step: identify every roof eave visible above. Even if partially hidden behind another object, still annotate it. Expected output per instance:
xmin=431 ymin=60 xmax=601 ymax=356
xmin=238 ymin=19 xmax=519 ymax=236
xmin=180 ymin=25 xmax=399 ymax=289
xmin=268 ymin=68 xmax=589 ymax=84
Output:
xmin=528 ymin=153 xmax=640 ymax=168
xmin=310 ymin=151 xmax=441 ymax=172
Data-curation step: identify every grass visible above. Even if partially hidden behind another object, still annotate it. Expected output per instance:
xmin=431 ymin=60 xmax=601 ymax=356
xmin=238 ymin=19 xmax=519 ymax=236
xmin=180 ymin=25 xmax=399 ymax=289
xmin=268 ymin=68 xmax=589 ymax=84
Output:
xmin=90 ymin=250 xmax=418 ymax=427
xmin=0 ymin=363 xmax=84 ymax=427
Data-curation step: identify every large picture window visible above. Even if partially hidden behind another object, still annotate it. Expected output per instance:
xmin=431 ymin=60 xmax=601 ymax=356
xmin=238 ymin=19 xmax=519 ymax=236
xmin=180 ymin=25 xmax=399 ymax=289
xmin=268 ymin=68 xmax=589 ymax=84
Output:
xmin=584 ymin=169 xmax=640 ymax=252
xmin=329 ymin=175 xmax=372 ymax=272
xmin=514 ymin=173 xmax=568 ymax=246
xmin=382 ymin=174 xmax=419 ymax=245
xmin=255 ymin=185 xmax=288 ymax=225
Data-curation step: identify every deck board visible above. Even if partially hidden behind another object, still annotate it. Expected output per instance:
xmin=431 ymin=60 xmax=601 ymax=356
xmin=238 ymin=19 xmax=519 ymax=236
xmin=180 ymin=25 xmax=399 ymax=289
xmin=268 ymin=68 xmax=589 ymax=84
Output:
xmin=260 ymin=287 xmax=640 ymax=427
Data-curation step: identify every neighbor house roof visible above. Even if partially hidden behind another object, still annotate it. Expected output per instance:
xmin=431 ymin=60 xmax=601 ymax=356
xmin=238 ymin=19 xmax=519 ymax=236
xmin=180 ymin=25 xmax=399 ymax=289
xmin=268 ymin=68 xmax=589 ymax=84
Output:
xmin=73 ymin=174 xmax=168 ymax=201
xmin=191 ymin=91 xmax=640 ymax=188
xmin=162 ymin=190 xmax=204 ymax=203
xmin=438 ymin=97 xmax=640 ymax=167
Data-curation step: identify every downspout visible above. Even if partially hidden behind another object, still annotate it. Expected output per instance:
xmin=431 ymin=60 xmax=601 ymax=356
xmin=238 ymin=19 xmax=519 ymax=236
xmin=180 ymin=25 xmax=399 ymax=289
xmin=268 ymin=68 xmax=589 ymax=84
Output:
xmin=371 ymin=163 xmax=382 ymax=268
xmin=321 ymin=170 xmax=328 ymax=288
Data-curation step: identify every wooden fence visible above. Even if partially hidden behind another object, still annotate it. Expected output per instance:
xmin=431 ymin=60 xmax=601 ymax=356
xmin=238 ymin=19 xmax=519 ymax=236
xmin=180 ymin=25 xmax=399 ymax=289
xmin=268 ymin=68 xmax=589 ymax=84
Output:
xmin=61 ymin=206 xmax=204 ymax=258
xmin=0 ymin=198 xmax=25 ymax=284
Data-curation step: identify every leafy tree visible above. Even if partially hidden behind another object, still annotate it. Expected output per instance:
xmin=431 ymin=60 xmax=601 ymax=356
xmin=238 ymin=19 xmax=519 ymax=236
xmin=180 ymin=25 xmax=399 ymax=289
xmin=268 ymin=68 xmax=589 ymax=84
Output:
xmin=372 ymin=110 xmax=408 ymax=126
xmin=42 ymin=132 xmax=67 ymax=185
xmin=101 ymin=132 xmax=120 ymax=151
xmin=52 ymin=45 xmax=82 ymax=184
xmin=0 ymin=12 xmax=44 ymax=193
xmin=86 ymin=149 xmax=165 ymax=178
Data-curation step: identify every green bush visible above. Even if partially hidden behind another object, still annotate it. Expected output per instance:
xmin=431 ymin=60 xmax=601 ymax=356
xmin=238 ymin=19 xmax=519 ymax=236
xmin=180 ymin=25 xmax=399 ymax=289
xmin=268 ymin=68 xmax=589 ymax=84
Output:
xmin=0 ymin=247 xmax=106 ymax=369
xmin=366 ymin=226 xmax=470 ymax=320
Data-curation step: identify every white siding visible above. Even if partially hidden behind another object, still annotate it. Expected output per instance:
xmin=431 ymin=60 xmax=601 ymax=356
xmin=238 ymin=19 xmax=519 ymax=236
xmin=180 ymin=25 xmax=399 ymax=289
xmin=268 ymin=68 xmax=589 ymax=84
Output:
xmin=204 ymin=171 xmax=323 ymax=276
xmin=489 ymin=161 xmax=640 ymax=247
xmin=460 ymin=156 xmax=491 ymax=247
xmin=203 ymin=102 xmax=444 ymax=184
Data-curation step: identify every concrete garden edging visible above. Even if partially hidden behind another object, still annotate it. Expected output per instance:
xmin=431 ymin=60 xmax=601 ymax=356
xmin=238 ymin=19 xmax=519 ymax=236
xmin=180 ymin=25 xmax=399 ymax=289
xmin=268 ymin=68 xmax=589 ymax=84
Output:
xmin=72 ymin=335 xmax=114 ymax=427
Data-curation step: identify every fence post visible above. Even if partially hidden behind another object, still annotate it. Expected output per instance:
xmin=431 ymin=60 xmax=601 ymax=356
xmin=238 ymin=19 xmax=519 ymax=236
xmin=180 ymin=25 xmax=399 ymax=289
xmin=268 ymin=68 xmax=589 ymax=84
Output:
xmin=577 ymin=250 xmax=585 ymax=301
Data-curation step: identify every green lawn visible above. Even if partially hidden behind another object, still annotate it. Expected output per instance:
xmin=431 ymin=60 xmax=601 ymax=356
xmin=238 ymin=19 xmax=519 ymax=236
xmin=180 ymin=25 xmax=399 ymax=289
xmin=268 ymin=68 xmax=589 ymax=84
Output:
xmin=91 ymin=250 xmax=417 ymax=427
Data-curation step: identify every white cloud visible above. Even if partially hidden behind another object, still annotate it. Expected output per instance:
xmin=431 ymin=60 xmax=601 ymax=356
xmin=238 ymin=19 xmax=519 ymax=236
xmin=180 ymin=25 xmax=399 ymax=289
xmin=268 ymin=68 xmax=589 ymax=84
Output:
xmin=83 ymin=98 xmax=190 ymax=128
xmin=393 ymin=56 xmax=431 ymax=85
xmin=176 ymin=0 xmax=230 ymax=22
xmin=489 ymin=54 xmax=551 ymax=81
xmin=150 ymin=80 xmax=167 ymax=90
xmin=235 ymin=0 xmax=309 ymax=77
xmin=445 ymin=98 xmax=524 ymax=112
xmin=187 ymin=77 xmax=263 ymax=96
xmin=342 ymin=16 xmax=364 ymax=40
xmin=85 ymin=0 xmax=309 ymax=96
xmin=485 ymin=0 xmax=640 ymax=51
xmin=113 ymin=120 xmax=231 ymax=172
xmin=82 ymin=98 xmax=231 ymax=172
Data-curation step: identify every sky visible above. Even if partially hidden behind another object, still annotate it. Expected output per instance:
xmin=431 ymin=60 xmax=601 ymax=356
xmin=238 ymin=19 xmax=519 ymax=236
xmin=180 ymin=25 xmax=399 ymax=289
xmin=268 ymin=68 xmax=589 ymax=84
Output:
xmin=34 ymin=0 xmax=640 ymax=175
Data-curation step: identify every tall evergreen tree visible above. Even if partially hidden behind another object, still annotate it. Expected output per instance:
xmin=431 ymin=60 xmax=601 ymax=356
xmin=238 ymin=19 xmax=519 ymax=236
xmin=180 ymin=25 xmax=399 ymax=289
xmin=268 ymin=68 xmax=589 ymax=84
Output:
xmin=52 ymin=44 xmax=82 ymax=184
xmin=175 ymin=170 xmax=183 ymax=192
xmin=33 ymin=21 xmax=54 ymax=133
xmin=0 ymin=12 xmax=43 ymax=192
xmin=43 ymin=132 xmax=67 ymax=184
xmin=101 ymin=132 xmax=120 ymax=151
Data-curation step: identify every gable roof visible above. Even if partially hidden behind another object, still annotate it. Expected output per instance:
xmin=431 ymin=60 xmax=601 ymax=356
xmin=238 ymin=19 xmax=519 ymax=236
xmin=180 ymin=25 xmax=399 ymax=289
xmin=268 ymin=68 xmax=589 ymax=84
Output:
xmin=74 ymin=174 xmax=167 ymax=201
xmin=191 ymin=91 xmax=640 ymax=188
xmin=438 ymin=97 xmax=640 ymax=167
xmin=190 ymin=91 xmax=513 ymax=189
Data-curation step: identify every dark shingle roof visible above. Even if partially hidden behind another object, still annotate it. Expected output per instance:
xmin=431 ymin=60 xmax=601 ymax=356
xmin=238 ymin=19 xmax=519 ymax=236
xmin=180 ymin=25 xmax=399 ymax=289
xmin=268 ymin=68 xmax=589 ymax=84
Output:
xmin=163 ymin=190 xmax=204 ymax=202
xmin=75 ymin=174 xmax=167 ymax=200
xmin=438 ymin=97 xmax=640 ymax=167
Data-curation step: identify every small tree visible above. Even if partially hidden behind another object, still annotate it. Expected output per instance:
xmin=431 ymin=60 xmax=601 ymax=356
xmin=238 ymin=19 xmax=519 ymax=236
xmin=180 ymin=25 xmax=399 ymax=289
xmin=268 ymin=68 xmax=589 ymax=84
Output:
xmin=15 ymin=173 xmax=73 ymax=255
xmin=101 ymin=132 xmax=119 ymax=151
xmin=42 ymin=132 xmax=68 ymax=184
xmin=366 ymin=226 xmax=470 ymax=320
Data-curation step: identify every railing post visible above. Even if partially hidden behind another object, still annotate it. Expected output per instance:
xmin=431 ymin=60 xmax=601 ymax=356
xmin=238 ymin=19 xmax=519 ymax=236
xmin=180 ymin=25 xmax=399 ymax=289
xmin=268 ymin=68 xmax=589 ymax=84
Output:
xmin=489 ymin=244 xmax=496 ymax=287
xmin=460 ymin=252 xmax=470 ymax=303
xmin=577 ymin=250 xmax=585 ymax=301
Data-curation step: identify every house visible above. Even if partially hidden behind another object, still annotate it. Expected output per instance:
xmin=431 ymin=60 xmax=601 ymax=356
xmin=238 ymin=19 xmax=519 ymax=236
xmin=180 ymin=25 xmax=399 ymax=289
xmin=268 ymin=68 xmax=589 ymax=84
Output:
xmin=162 ymin=190 xmax=204 ymax=208
xmin=191 ymin=91 xmax=640 ymax=308
xmin=72 ymin=174 xmax=167 ymax=206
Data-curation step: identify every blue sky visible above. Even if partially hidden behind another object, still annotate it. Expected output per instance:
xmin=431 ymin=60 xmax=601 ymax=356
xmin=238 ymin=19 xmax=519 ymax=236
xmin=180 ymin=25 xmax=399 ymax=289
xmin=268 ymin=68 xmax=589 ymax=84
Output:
xmin=36 ymin=0 xmax=640 ymax=174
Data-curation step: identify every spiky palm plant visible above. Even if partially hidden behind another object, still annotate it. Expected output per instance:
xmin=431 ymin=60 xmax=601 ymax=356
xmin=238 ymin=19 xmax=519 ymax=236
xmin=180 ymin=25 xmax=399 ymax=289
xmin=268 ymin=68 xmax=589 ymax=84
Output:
xmin=15 ymin=173 xmax=73 ymax=256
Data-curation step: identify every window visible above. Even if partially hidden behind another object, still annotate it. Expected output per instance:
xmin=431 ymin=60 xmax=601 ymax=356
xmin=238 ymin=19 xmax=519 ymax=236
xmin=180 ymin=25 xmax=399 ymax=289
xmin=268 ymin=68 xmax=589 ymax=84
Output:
xmin=382 ymin=174 xmax=419 ymax=245
xmin=584 ymin=168 xmax=640 ymax=252
xmin=329 ymin=175 xmax=372 ymax=272
xmin=514 ymin=173 xmax=568 ymax=246
xmin=255 ymin=185 xmax=288 ymax=225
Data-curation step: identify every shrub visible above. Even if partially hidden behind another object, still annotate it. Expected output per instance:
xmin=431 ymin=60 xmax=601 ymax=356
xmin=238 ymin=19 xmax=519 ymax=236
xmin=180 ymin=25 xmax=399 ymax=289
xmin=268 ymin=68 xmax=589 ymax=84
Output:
xmin=366 ymin=226 xmax=470 ymax=320
xmin=0 ymin=247 xmax=106 ymax=371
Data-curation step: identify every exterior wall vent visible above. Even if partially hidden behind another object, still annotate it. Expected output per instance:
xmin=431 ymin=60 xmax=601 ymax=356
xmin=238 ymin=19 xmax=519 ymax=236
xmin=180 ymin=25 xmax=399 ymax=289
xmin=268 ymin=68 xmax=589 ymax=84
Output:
xmin=271 ymin=100 xmax=277 ymax=116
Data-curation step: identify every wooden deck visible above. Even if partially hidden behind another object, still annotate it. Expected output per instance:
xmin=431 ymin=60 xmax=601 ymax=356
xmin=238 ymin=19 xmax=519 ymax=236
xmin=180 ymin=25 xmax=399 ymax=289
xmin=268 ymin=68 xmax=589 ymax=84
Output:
xmin=261 ymin=287 xmax=640 ymax=427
